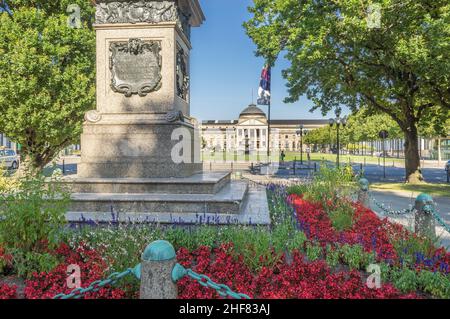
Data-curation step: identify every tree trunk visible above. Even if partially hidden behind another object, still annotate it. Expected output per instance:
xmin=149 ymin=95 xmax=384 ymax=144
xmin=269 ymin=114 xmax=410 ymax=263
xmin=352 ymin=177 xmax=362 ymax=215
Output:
xmin=404 ymin=126 xmax=424 ymax=184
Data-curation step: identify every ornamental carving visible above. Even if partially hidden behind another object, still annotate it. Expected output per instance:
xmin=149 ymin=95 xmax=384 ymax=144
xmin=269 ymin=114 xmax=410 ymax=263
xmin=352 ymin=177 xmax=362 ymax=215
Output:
xmin=109 ymin=38 xmax=162 ymax=97
xmin=176 ymin=46 xmax=189 ymax=100
xmin=96 ymin=1 xmax=178 ymax=24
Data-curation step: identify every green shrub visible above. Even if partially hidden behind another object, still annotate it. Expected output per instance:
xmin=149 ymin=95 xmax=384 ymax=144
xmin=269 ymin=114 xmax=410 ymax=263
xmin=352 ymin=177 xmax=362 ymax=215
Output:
xmin=339 ymin=244 xmax=374 ymax=270
xmin=391 ymin=267 xmax=418 ymax=293
xmin=287 ymin=165 xmax=357 ymax=208
xmin=287 ymin=231 xmax=308 ymax=253
xmin=11 ymin=250 xmax=60 ymax=279
xmin=418 ymin=270 xmax=450 ymax=298
xmin=305 ymin=242 xmax=322 ymax=262
xmin=0 ymin=174 xmax=69 ymax=253
xmin=325 ymin=245 xmax=340 ymax=269
xmin=379 ymin=262 xmax=392 ymax=283
xmin=329 ymin=204 xmax=354 ymax=231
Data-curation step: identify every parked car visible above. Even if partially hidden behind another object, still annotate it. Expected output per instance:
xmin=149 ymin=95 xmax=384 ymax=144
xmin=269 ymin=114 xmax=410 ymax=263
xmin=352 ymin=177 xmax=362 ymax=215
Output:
xmin=445 ymin=160 xmax=450 ymax=172
xmin=0 ymin=148 xmax=20 ymax=170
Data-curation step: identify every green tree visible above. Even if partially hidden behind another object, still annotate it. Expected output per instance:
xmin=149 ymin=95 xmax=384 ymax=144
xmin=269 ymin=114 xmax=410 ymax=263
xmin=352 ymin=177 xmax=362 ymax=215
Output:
xmin=0 ymin=1 xmax=95 ymax=171
xmin=244 ymin=0 xmax=450 ymax=183
xmin=304 ymin=125 xmax=335 ymax=149
xmin=345 ymin=108 xmax=402 ymax=142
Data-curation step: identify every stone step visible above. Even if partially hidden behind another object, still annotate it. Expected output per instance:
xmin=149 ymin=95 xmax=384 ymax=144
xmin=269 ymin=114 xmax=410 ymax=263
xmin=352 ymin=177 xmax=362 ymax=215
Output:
xmin=66 ymin=184 xmax=270 ymax=226
xmin=68 ymin=180 xmax=248 ymax=215
xmin=62 ymin=172 xmax=231 ymax=194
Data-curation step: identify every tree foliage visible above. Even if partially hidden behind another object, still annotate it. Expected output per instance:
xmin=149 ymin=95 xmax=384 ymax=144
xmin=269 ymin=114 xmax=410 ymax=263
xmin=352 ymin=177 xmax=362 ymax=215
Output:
xmin=244 ymin=0 xmax=450 ymax=183
xmin=0 ymin=1 xmax=95 ymax=170
xmin=304 ymin=108 xmax=403 ymax=147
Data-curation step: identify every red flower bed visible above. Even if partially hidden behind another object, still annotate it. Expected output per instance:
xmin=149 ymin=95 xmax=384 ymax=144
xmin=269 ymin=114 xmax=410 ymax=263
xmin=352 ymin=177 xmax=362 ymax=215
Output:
xmin=23 ymin=243 xmax=128 ymax=299
xmin=288 ymin=194 xmax=450 ymax=273
xmin=0 ymin=284 xmax=17 ymax=299
xmin=177 ymin=244 xmax=418 ymax=299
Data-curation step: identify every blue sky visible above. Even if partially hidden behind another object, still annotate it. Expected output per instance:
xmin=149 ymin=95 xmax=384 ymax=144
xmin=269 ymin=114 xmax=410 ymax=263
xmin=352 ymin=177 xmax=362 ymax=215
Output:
xmin=190 ymin=0 xmax=342 ymax=121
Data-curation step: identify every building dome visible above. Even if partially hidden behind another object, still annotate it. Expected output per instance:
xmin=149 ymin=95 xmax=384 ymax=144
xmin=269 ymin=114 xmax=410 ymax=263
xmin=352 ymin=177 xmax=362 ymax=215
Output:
xmin=239 ymin=104 xmax=266 ymax=118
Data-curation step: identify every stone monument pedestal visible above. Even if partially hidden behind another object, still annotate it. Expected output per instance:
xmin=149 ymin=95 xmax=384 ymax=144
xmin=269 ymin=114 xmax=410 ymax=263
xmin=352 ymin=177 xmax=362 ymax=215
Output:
xmin=63 ymin=0 xmax=269 ymax=225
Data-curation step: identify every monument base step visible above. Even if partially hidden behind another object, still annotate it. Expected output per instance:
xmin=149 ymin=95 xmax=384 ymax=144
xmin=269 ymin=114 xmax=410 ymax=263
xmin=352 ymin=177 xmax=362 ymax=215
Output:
xmin=62 ymin=172 xmax=230 ymax=194
xmin=68 ymin=180 xmax=248 ymax=215
xmin=66 ymin=183 xmax=270 ymax=226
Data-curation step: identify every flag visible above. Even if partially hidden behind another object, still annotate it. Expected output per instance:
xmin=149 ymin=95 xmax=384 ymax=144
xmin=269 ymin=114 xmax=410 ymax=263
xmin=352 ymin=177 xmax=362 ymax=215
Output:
xmin=257 ymin=65 xmax=271 ymax=105
xmin=0 ymin=1 xmax=13 ymax=17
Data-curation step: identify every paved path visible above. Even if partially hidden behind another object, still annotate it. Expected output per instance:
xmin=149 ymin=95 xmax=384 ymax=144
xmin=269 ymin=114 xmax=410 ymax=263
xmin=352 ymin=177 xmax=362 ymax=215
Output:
xmin=369 ymin=189 xmax=450 ymax=249
xmin=274 ymin=160 xmax=449 ymax=184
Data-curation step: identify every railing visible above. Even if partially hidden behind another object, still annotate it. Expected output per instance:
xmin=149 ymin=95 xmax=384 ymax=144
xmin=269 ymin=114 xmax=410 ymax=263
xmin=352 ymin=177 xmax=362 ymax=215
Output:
xmin=52 ymin=240 xmax=250 ymax=300
xmin=357 ymin=178 xmax=450 ymax=238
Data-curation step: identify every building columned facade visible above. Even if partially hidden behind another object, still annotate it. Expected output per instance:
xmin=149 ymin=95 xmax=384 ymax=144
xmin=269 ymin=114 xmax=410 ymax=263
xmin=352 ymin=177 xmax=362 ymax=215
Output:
xmin=200 ymin=104 xmax=328 ymax=153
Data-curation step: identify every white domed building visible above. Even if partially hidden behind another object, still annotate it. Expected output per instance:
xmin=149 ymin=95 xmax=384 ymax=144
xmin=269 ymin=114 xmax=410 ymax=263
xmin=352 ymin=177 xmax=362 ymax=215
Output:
xmin=201 ymin=104 xmax=329 ymax=154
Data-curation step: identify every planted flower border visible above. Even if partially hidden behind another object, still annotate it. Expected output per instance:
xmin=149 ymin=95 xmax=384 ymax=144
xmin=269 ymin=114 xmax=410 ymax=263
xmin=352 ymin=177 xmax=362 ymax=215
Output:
xmin=1 ymin=172 xmax=450 ymax=299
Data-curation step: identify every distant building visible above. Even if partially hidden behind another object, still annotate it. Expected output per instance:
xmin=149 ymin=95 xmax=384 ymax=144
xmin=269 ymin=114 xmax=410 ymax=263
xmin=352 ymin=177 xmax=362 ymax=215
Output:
xmin=200 ymin=104 xmax=328 ymax=153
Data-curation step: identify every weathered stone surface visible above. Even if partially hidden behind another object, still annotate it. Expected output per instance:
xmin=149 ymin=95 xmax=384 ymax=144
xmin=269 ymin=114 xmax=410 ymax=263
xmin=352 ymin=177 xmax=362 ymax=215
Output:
xmin=415 ymin=199 xmax=436 ymax=239
xmin=140 ymin=258 xmax=178 ymax=299
xmin=66 ymin=183 xmax=270 ymax=226
xmin=63 ymin=172 xmax=230 ymax=194
xmin=77 ymin=121 xmax=201 ymax=178
xmin=68 ymin=181 xmax=248 ymax=215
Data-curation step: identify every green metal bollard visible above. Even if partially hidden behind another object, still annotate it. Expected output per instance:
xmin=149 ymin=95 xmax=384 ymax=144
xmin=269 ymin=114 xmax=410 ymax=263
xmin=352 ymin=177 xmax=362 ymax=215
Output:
xmin=140 ymin=240 xmax=178 ymax=299
xmin=358 ymin=178 xmax=370 ymax=207
xmin=414 ymin=193 xmax=436 ymax=239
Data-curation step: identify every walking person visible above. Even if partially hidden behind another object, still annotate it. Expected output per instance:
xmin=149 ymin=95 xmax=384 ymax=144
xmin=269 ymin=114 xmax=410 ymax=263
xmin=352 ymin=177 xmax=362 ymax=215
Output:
xmin=280 ymin=150 xmax=286 ymax=163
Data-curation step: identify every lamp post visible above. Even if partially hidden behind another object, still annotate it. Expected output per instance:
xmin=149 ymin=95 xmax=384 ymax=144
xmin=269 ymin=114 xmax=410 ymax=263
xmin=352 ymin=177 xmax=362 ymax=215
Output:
xmin=329 ymin=117 xmax=347 ymax=168
xmin=379 ymin=130 xmax=389 ymax=179
xmin=296 ymin=124 xmax=304 ymax=165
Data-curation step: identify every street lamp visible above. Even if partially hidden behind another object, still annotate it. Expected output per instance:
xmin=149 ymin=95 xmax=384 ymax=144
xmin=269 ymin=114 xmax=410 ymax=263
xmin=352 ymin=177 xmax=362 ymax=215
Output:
xmin=378 ymin=130 xmax=389 ymax=179
xmin=296 ymin=124 xmax=305 ymax=165
xmin=329 ymin=117 xmax=347 ymax=168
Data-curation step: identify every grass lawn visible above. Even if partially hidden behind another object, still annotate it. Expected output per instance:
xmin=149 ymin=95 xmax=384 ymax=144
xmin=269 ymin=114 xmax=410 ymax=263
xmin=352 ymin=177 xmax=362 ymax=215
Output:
xmin=284 ymin=151 xmax=405 ymax=165
xmin=201 ymin=151 xmax=405 ymax=165
xmin=370 ymin=182 xmax=450 ymax=198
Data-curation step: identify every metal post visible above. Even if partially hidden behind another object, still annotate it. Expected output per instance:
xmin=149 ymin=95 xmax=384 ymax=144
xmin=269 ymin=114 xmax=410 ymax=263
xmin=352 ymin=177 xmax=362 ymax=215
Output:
xmin=300 ymin=131 xmax=303 ymax=165
xmin=293 ymin=158 xmax=296 ymax=175
xmin=140 ymin=240 xmax=178 ymax=299
xmin=314 ymin=162 xmax=317 ymax=172
xmin=414 ymin=194 xmax=436 ymax=239
xmin=336 ymin=125 xmax=340 ymax=169
xmin=358 ymin=178 xmax=370 ymax=207
xmin=382 ymin=138 xmax=386 ymax=179
xmin=62 ymin=159 xmax=65 ymax=175
xmin=209 ymin=162 xmax=212 ymax=171
xmin=267 ymin=101 xmax=271 ymax=160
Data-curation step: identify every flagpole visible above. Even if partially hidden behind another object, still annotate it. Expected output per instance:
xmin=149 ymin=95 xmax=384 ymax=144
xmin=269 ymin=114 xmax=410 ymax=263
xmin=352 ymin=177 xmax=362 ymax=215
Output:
xmin=267 ymin=99 xmax=271 ymax=162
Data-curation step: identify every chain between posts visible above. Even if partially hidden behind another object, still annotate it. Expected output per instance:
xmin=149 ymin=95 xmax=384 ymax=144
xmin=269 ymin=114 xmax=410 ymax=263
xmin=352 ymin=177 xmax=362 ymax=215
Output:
xmin=368 ymin=192 xmax=416 ymax=216
xmin=53 ymin=265 xmax=141 ymax=299
xmin=172 ymin=263 xmax=251 ymax=299
xmin=425 ymin=205 xmax=450 ymax=234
